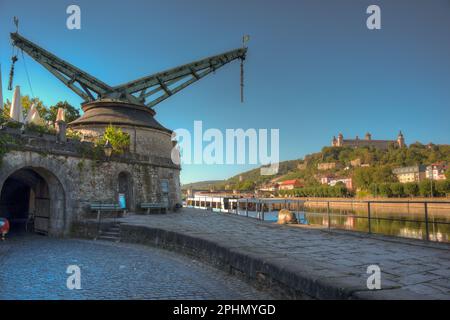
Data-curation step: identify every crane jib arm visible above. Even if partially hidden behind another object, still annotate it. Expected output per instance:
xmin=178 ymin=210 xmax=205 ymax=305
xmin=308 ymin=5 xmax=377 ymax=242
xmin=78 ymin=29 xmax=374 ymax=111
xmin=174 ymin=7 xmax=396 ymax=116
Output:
xmin=10 ymin=32 xmax=247 ymax=108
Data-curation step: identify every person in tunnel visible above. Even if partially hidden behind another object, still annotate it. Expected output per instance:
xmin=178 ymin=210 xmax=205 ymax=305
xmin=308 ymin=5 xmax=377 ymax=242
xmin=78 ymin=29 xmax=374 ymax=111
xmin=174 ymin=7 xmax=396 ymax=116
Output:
xmin=0 ymin=217 xmax=10 ymax=240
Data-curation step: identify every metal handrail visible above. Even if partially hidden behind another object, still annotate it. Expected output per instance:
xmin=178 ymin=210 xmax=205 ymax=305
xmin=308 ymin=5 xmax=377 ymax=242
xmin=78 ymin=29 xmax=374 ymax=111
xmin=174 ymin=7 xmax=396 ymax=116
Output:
xmin=227 ymin=198 xmax=450 ymax=241
xmin=186 ymin=197 xmax=449 ymax=242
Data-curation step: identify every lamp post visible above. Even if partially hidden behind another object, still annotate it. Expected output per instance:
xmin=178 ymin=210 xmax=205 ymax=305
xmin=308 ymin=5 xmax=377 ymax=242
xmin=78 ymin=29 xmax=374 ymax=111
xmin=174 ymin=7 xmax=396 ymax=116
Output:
xmin=104 ymin=140 xmax=113 ymax=159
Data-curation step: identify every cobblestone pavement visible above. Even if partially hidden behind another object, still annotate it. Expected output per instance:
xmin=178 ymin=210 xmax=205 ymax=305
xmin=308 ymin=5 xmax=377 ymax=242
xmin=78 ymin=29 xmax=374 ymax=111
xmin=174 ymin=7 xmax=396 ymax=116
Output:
xmin=0 ymin=234 xmax=272 ymax=300
xmin=120 ymin=208 xmax=450 ymax=299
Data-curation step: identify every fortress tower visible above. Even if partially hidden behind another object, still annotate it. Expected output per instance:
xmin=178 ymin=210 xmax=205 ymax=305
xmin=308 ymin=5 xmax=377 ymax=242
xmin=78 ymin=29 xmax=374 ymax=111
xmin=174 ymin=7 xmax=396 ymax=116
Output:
xmin=397 ymin=131 xmax=405 ymax=148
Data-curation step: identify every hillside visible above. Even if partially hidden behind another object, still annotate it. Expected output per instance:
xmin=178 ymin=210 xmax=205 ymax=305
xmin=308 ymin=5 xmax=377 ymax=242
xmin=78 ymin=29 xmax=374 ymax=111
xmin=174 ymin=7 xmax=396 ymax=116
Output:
xmin=182 ymin=142 xmax=450 ymax=194
xmin=181 ymin=180 xmax=223 ymax=191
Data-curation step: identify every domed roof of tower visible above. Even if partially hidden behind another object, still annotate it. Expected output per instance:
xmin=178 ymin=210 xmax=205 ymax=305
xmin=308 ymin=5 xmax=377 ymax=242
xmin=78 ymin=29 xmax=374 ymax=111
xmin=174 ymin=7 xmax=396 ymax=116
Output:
xmin=68 ymin=100 xmax=171 ymax=133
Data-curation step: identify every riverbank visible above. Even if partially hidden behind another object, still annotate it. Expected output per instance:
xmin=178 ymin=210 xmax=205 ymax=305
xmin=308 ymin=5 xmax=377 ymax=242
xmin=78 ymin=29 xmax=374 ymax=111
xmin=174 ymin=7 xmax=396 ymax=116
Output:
xmin=297 ymin=197 xmax=450 ymax=215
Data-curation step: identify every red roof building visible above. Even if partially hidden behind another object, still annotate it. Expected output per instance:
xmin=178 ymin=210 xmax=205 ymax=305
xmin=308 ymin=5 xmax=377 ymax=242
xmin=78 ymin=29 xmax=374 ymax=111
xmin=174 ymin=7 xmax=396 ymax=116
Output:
xmin=278 ymin=179 xmax=303 ymax=190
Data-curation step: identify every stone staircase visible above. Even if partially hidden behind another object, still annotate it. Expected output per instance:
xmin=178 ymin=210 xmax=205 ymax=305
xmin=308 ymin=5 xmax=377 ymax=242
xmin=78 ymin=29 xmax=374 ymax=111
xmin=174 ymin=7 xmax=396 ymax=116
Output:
xmin=96 ymin=223 xmax=121 ymax=242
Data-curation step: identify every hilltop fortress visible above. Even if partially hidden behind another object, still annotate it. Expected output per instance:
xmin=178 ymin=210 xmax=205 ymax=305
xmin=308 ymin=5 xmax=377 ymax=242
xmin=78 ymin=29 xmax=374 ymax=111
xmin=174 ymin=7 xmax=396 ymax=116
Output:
xmin=332 ymin=132 xmax=405 ymax=149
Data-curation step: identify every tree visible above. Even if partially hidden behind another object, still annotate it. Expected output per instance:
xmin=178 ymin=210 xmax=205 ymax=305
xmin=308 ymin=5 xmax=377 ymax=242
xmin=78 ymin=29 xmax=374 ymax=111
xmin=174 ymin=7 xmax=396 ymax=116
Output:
xmin=21 ymin=96 xmax=48 ymax=119
xmin=46 ymin=101 xmax=80 ymax=123
xmin=378 ymin=184 xmax=392 ymax=197
xmin=369 ymin=183 xmax=379 ymax=196
xmin=2 ymin=95 xmax=48 ymax=119
xmin=238 ymin=180 xmax=255 ymax=191
xmin=418 ymin=180 xmax=432 ymax=197
xmin=404 ymin=183 xmax=419 ymax=197
xmin=390 ymin=183 xmax=404 ymax=197
xmin=353 ymin=166 xmax=396 ymax=190
xmin=434 ymin=180 xmax=450 ymax=197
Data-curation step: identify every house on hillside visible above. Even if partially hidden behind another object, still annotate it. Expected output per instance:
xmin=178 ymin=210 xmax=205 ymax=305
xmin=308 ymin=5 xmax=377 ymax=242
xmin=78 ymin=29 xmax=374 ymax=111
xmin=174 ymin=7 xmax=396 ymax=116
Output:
xmin=426 ymin=162 xmax=448 ymax=181
xmin=320 ymin=176 xmax=334 ymax=184
xmin=329 ymin=178 xmax=353 ymax=190
xmin=393 ymin=165 xmax=427 ymax=183
xmin=278 ymin=179 xmax=303 ymax=190
xmin=320 ymin=176 xmax=353 ymax=190
xmin=258 ymin=183 xmax=279 ymax=192
xmin=317 ymin=162 xmax=342 ymax=171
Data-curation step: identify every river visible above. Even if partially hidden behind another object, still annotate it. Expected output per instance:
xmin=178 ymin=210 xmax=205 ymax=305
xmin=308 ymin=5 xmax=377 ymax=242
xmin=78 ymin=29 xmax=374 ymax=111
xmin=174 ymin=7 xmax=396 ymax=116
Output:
xmin=232 ymin=207 xmax=450 ymax=243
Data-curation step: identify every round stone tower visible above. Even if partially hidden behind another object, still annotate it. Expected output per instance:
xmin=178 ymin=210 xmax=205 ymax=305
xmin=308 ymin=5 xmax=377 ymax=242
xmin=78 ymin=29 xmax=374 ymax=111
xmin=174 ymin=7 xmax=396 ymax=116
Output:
xmin=68 ymin=100 xmax=173 ymax=157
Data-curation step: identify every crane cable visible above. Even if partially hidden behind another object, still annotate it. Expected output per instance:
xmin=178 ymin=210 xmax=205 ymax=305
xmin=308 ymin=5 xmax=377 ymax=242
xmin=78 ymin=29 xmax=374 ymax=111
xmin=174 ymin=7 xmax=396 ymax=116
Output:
xmin=8 ymin=16 xmax=20 ymax=91
xmin=241 ymin=34 xmax=249 ymax=103
xmin=21 ymin=49 xmax=35 ymax=98
xmin=240 ymin=58 xmax=244 ymax=103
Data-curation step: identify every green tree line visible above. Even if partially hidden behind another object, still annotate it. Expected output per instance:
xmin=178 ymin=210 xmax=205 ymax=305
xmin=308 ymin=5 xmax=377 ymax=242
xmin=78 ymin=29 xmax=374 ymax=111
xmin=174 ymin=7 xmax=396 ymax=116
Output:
xmin=368 ymin=180 xmax=450 ymax=197
xmin=2 ymin=95 xmax=80 ymax=123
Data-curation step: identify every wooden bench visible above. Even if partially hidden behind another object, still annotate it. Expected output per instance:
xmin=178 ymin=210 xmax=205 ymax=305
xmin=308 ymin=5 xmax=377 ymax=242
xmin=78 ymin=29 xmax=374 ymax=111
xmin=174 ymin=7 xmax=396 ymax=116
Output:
xmin=90 ymin=203 xmax=125 ymax=222
xmin=140 ymin=203 xmax=167 ymax=214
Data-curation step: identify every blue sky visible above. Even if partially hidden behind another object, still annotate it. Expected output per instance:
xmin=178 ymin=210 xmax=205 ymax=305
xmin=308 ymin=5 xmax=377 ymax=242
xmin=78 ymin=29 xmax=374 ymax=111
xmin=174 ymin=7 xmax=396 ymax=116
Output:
xmin=1 ymin=0 xmax=449 ymax=184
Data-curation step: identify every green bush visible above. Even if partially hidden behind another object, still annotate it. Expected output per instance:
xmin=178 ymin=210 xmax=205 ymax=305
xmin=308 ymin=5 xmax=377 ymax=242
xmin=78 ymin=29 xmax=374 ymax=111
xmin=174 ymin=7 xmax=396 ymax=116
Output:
xmin=378 ymin=183 xmax=392 ymax=197
xmin=66 ymin=129 xmax=82 ymax=141
xmin=97 ymin=124 xmax=130 ymax=155
xmin=419 ymin=180 xmax=433 ymax=197
xmin=280 ymin=185 xmax=352 ymax=198
xmin=390 ymin=183 xmax=404 ymax=197
xmin=24 ymin=123 xmax=56 ymax=135
xmin=404 ymin=182 xmax=419 ymax=197
xmin=434 ymin=180 xmax=450 ymax=197
xmin=369 ymin=183 xmax=379 ymax=196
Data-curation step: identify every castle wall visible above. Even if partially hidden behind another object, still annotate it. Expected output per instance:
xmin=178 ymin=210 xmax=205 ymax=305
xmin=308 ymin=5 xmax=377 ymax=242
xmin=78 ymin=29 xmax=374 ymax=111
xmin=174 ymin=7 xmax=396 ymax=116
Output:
xmin=340 ymin=139 xmax=395 ymax=149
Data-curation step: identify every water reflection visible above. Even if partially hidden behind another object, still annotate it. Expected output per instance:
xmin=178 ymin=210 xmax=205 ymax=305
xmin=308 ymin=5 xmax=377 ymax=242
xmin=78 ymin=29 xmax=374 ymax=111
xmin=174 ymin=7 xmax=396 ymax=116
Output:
xmin=236 ymin=208 xmax=450 ymax=243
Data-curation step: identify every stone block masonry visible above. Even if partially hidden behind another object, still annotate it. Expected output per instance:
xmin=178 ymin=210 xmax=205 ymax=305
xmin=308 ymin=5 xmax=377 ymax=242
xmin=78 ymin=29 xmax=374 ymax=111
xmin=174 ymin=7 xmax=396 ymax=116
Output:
xmin=0 ymin=128 xmax=181 ymax=236
xmin=115 ymin=208 xmax=450 ymax=300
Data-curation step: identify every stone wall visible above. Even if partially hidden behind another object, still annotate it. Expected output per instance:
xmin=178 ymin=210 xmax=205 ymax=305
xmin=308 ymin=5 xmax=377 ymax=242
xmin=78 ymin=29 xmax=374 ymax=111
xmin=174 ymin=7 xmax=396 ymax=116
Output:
xmin=73 ymin=124 xmax=174 ymax=158
xmin=0 ymin=128 xmax=181 ymax=236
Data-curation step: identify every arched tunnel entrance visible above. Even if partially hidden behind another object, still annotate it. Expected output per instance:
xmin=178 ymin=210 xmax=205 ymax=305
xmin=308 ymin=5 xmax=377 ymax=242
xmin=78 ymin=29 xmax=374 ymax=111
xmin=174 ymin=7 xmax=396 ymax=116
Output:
xmin=0 ymin=167 xmax=66 ymax=236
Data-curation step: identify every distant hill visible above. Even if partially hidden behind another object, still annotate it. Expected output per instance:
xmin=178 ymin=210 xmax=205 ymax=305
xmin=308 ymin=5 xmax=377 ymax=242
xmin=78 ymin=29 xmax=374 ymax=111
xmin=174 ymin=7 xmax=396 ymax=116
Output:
xmin=181 ymin=159 xmax=300 ymax=191
xmin=182 ymin=142 xmax=450 ymax=192
xmin=181 ymin=180 xmax=224 ymax=191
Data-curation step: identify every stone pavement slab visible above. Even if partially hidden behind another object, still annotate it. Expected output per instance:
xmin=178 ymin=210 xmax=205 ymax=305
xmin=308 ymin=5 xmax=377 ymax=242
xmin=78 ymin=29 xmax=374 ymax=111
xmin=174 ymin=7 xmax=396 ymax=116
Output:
xmin=0 ymin=234 xmax=272 ymax=300
xmin=118 ymin=208 xmax=450 ymax=299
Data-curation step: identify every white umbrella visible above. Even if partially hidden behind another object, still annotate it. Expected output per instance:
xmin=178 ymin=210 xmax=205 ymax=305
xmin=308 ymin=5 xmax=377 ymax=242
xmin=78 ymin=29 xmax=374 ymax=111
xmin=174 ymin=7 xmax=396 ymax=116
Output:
xmin=25 ymin=103 xmax=45 ymax=126
xmin=10 ymin=85 xmax=24 ymax=123
xmin=56 ymin=107 xmax=65 ymax=122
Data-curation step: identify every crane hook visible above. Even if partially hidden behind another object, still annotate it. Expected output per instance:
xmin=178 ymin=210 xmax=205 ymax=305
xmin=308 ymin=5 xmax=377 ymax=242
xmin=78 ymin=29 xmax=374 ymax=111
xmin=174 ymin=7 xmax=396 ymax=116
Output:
xmin=240 ymin=35 xmax=249 ymax=103
xmin=8 ymin=55 xmax=18 ymax=91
